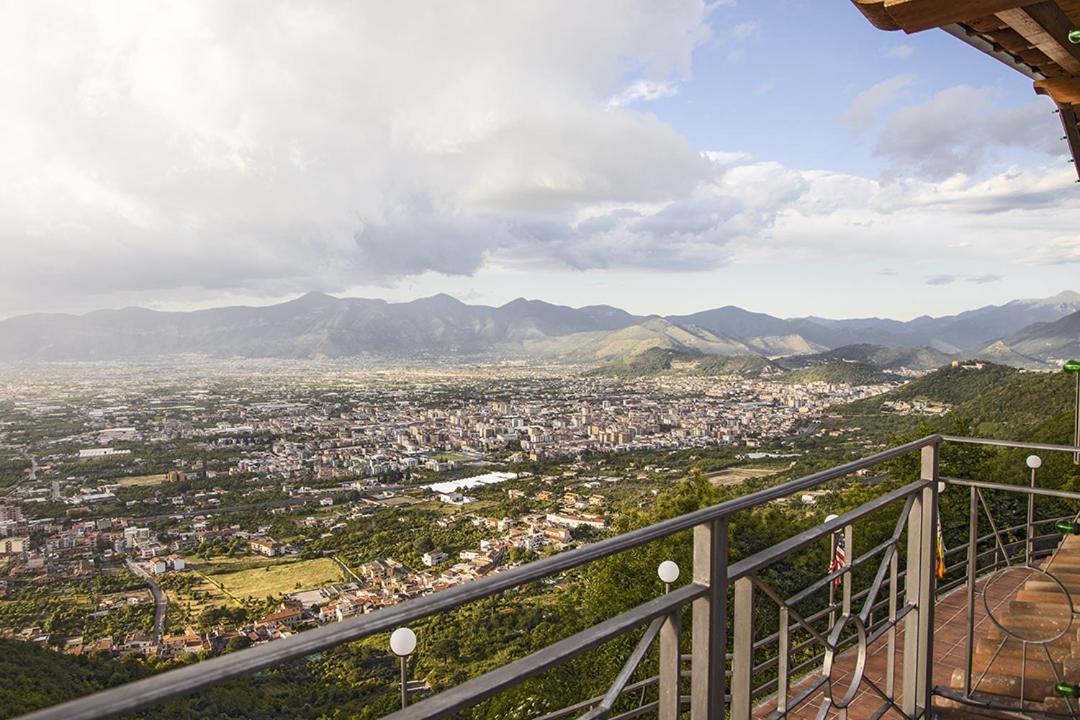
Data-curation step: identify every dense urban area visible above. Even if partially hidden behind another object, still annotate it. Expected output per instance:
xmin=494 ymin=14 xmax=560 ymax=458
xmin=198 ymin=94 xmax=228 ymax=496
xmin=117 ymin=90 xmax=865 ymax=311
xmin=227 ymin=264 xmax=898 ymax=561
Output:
xmin=1 ymin=356 xmax=1076 ymax=718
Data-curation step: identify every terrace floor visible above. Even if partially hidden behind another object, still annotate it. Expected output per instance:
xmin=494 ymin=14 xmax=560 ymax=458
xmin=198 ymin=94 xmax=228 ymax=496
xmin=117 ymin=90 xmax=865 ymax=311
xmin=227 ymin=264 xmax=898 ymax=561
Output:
xmin=754 ymin=536 xmax=1080 ymax=719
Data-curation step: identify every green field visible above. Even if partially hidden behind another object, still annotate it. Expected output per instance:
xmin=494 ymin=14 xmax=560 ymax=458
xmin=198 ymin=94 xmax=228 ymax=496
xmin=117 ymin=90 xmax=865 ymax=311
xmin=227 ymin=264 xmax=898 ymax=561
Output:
xmin=116 ymin=473 xmax=168 ymax=487
xmin=706 ymin=465 xmax=784 ymax=487
xmin=202 ymin=557 xmax=344 ymax=601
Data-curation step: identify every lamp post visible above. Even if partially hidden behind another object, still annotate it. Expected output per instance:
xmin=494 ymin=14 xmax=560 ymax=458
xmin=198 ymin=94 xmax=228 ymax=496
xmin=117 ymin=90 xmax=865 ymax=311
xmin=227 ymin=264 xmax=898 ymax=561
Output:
xmin=657 ymin=560 xmax=679 ymax=594
xmin=390 ymin=627 xmax=417 ymax=710
xmin=1026 ymin=455 xmax=1042 ymax=565
xmin=1066 ymin=359 xmax=1080 ymax=465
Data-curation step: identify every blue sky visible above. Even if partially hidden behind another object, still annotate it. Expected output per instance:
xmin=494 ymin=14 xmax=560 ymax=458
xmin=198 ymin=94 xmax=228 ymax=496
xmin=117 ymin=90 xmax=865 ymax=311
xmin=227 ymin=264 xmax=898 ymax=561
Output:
xmin=1 ymin=0 xmax=1079 ymax=320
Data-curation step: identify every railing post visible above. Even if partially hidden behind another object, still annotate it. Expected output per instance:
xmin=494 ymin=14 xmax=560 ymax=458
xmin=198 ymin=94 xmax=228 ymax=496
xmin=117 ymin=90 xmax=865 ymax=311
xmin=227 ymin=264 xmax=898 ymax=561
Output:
xmin=964 ymin=485 xmax=977 ymax=697
xmin=777 ymin=606 xmax=789 ymax=714
xmin=730 ymin=576 xmax=754 ymax=720
xmin=659 ymin=609 xmax=681 ymax=720
xmin=691 ymin=518 xmax=728 ymax=720
xmin=842 ymin=523 xmax=853 ymax=616
xmin=902 ymin=443 xmax=939 ymax=716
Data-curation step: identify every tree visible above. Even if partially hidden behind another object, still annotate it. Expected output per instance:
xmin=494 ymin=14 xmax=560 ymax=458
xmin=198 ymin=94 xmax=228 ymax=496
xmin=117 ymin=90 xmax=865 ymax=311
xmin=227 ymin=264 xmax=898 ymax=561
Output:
xmin=225 ymin=635 xmax=251 ymax=653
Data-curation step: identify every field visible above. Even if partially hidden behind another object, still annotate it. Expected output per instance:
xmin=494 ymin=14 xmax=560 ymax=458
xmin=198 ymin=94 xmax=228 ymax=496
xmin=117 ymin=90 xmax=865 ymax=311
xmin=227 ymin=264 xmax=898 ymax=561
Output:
xmin=706 ymin=465 xmax=784 ymax=487
xmin=116 ymin=473 xmax=169 ymax=487
xmin=166 ymin=557 xmax=346 ymax=624
xmin=198 ymin=557 xmax=344 ymax=601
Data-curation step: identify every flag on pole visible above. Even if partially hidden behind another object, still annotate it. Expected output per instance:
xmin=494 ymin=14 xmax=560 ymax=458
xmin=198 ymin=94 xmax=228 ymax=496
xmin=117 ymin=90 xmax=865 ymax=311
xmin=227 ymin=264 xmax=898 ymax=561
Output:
xmin=935 ymin=515 xmax=947 ymax=580
xmin=828 ymin=531 xmax=846 ymax=587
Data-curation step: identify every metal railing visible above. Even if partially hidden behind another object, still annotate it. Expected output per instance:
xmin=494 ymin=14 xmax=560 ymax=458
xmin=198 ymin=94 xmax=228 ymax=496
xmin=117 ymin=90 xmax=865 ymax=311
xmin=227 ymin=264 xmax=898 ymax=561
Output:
xmin=15 ymin=434 xmax=1080 ymax=720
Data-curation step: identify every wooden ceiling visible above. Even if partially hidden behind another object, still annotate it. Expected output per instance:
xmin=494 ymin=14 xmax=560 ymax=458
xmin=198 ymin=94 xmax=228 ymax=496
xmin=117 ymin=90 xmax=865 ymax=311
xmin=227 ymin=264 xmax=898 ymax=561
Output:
xmin=851 ymin=0 xmax=1080 ymax=179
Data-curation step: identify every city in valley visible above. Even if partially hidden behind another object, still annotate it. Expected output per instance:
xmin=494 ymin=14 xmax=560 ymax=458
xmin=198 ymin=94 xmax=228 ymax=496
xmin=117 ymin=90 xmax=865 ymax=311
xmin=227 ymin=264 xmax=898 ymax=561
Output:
xmin=0 ymin=360 xmax=889 ymax=660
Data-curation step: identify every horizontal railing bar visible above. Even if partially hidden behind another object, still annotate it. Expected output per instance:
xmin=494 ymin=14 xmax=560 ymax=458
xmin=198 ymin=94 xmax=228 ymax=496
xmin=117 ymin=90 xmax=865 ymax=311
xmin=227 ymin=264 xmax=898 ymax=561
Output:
xmin=610 ymin=699 xmax=660 ymax=720
xmin=16 ymin=435 xmax=942 ymax=720
xmin=728 ymin=479 xmax=930 ymax=582
xmin=382 ymin=583 xmax=706 ymax=720
xmin=533 ymin=676 xmax=658 ymax=720
xmin=944 ymin=477 xmax=1080 ymax=501
xmin=942 ymin=436 xmax=1080 ymax=455
xmin=754 ymin=604 xmax=901 ymax=678
xmin=941 ymin=517 xmax=1067 ymax=558
xmin=786 ymin=535 xmax=898 ymax=607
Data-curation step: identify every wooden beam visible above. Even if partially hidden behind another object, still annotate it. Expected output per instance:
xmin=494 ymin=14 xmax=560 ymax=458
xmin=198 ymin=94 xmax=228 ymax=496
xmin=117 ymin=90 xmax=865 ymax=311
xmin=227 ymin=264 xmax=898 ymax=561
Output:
xmin=882 ymin=0 xmax=1039 ymax=33
xmin=1058 ymin=0 xmax=1080 ymax=25
xmin=850 ymin=0 xmax=901 ymax=31
xmin=1058 ymin=104 xmax=1080 ymax=181
xmin=998 ymin=2 xmax=1080 ymax=74
xmin=1035 ymin=76 xmax=1080 ymax=104
xmin=987 ymin=26 xmax=1037 ymax=52
xmin=967 ymin=14 xmax=1009 ymax=32
xmin=1017 ymin=46 xmax=1055 ymax=67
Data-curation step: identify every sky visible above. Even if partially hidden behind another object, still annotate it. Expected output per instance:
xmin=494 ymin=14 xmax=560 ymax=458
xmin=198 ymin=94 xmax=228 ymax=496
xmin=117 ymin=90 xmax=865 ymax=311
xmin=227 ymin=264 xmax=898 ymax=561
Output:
xmin=3 ymin=0 xmax=1080 ymax=321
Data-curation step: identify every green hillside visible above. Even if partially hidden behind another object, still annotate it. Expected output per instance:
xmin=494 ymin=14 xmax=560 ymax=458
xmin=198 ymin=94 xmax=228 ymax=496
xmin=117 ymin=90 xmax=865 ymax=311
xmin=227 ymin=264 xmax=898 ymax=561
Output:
xmin=689 ymin=354 xmax=783 ymax=377
xmin=0 ymin=639 xmax=147 ymax=719
xmin=837 ymin=362 xmax=1018 ymax=415
xmin=777 ymin=361 xmax=896 ymax=386
xmin=951 ymin=370 xmax=1074 ymax=439
xmin=778 ymin=344 xmax=952 ymax=373
xmin=585 ymin=348 xmax=782 ymax=378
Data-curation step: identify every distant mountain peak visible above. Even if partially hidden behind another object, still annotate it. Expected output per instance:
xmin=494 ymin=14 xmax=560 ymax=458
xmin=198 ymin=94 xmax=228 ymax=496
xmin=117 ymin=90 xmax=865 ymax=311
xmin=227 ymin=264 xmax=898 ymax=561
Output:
xmin=1010 ymin=290 xmax=1080 ymax=307
xmin=287 ymin=291 xmax=340 ymax=307
xmin=409 ymin=293 xmax=467 ymax=307
xmin=1 ymin=290 xmax=1077 ymax=364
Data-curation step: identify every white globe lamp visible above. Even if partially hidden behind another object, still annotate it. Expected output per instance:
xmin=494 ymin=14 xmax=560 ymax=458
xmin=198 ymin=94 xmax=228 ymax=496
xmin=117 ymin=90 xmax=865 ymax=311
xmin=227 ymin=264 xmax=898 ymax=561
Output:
xmin=657 ymin=560 xmax=680 ymax=584
xmin=390 ymin=627 xmax=417 ymax=657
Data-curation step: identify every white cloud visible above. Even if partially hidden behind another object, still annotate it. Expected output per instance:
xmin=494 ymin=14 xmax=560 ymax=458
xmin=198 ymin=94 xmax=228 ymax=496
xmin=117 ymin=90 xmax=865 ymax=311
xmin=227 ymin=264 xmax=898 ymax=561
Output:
xmin=883 ymin=44 xmax=914 ymax=59
xmin=874 ymin=85 xmax=1061 ymax=179
xmin=0 ymin=0 xmax=714 ymax=312
xmin=2 ymin=1 xmax=1079 ymax=317
xmin=731 ymin=22 xmax=758 ymax=39
xmin=607 ymin=80 xmax=679 ymax=108
xmin=729 ymin=161 xmax=1080 ymax=269
xmin=841 ymin=75 xmax=914 ymax=132
xmin=1032 ymin=236 xmax=1080 ymax=264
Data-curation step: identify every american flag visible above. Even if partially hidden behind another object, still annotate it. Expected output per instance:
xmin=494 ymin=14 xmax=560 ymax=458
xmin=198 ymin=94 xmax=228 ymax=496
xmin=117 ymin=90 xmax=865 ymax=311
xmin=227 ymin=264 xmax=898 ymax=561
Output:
xmin=828 ymin=532 xmax=846 ymax=587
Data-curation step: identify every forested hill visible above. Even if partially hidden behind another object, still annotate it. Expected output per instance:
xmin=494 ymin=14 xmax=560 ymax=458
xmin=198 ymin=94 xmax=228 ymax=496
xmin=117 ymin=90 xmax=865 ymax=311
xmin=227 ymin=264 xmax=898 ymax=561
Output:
xmin=949 ymin=370 xmax=1075 ymax=440
xmin=584 ymin=348 xmax=899 ymax=384
xmin=584 ymin=348 xmax=784 ymax=379
xmin=837 ymin=362 xmax=1019 ymax=415
xmin=0 ymin=639 xmax=147 ymax=718
xmin=776 ymin=361 xmax=894 ymax=386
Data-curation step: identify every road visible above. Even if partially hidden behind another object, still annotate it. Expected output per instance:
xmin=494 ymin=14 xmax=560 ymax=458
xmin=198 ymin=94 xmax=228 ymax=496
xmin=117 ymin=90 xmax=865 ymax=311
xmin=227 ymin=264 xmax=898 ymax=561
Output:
xmin=125 ymin=558 xmax=167 ymax=643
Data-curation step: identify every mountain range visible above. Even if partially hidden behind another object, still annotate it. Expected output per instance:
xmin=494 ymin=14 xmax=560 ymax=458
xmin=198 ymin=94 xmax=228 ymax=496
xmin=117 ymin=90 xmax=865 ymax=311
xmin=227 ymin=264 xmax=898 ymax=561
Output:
xmin=1 ymin=290 xmax=1078 ymax=368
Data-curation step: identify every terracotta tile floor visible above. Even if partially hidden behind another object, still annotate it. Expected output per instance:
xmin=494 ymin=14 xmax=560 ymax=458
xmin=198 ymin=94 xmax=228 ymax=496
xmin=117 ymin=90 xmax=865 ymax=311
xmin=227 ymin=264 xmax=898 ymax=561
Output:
xmin=751 ymin=569 xmax=1037 ymax=719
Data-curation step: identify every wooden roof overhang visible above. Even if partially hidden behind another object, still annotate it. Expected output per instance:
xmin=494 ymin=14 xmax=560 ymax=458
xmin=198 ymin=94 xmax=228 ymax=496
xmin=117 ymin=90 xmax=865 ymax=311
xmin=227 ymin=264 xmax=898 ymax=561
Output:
xmin=851 ymin=0 xmax=1080 ymax=179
